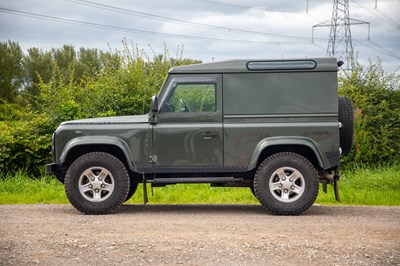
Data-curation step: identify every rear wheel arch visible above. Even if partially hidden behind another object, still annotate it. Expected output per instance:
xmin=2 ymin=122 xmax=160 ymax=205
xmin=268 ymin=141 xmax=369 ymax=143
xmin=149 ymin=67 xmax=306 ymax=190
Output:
xmin=249 ymin=138 xmax=324 ymax=171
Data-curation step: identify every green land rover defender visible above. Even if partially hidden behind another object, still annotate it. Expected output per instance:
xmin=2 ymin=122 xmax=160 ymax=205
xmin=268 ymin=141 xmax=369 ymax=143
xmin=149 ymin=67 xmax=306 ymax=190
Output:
xmin=46 ymin=58 xmax=354 ymax=215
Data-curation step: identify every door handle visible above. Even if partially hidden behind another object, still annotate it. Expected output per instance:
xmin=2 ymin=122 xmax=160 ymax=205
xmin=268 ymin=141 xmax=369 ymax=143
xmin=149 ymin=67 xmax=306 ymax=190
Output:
xmin=202 ymin=131 xmax=218 ymax=140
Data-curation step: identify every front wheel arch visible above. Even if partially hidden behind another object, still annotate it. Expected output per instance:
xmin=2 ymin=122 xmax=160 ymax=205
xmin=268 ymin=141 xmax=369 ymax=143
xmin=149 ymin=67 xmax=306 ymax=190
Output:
xmin=59 ymin=136 xmax=135 ymax=170
xmin=58 ymin=144 xmax=135 ymax=183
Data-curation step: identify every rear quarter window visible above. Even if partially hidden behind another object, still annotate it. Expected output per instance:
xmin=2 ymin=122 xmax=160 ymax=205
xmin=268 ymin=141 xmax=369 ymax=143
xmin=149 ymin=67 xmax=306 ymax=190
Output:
xmin=247 ymin=60 xmax=317 ymax=71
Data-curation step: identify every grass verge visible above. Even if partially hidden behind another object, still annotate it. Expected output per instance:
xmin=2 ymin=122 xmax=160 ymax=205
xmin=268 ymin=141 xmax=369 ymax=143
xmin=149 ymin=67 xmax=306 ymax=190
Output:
xmin=316 ymin=164 xmax=400 ymax=206
xmin=0 ymin=164 xmax=399 ymax=206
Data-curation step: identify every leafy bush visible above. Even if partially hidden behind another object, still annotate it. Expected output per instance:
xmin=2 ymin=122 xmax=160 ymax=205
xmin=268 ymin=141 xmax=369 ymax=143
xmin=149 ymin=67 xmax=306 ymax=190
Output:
xmin=339 ymin=60 xmax=400 ymax=165
xmin=1 ymin=39 xmax=399 ymax=175
xmin=0 ymin=116 xmax=52 ymax=176
xmin=0 ymin=42 xmax=200 ymax=176
xmin=0 ymin=100 xmax=25 ymax=121
xmin=32 ymin=42 xmax=201 ymax=127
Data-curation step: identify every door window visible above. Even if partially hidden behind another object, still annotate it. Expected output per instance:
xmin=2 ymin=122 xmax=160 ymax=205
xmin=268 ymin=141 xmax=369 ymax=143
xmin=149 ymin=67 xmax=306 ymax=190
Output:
xmin=161 ymin=83 xmax=216 ymax=113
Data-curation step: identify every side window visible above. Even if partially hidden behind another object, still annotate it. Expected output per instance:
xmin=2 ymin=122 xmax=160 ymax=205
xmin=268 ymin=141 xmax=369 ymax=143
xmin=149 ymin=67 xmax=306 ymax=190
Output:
xmin=161 ymin=83 xmax=216 ymax=113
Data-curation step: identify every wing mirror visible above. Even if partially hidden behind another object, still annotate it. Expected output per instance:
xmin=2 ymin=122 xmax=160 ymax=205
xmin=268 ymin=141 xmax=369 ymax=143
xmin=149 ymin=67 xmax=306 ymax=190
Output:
xmin=151 ymin=95 xmax=159 ymax=113
xmin=150 ymin=96 xmax=159 ymax=125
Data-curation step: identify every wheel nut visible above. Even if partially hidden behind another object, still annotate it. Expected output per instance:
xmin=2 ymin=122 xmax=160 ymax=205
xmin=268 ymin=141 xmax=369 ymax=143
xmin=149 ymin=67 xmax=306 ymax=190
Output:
xmin=95 ymin=189 xmax=99 ymax=193
xmin=284 ymin=189 xmax=288 ymax=193
xmin=291 ymin=185 xmax=295 ymax=190
xmin=289 ymin=178 xmax=293 ymax=182
xmin=101 ymin=184 xmax=105 ymax=188
xmin=89 ymin=184 xmax=93 ymax=188
xmin=278 ymin=183 xmax=283 ymax=188
xmin=282 ymin=177 xmax=286 ymax=181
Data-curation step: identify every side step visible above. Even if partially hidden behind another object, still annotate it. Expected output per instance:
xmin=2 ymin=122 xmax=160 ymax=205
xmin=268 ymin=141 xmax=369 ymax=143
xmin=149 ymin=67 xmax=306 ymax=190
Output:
xmin=149 ymin=176 xmax=242 ymax=185
xmin=142 ymin=176 xmax=244 ymax=205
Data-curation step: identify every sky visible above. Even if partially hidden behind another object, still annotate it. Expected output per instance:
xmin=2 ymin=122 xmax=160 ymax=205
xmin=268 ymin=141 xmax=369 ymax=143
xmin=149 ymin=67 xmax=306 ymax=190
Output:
xmin=0 ymin=0 xmax=399 ymax=72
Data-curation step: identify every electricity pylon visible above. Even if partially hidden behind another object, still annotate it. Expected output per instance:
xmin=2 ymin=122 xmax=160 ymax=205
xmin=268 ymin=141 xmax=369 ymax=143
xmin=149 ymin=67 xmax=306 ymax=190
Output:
xmin=312 ymin=0 xmax=370 ymax=70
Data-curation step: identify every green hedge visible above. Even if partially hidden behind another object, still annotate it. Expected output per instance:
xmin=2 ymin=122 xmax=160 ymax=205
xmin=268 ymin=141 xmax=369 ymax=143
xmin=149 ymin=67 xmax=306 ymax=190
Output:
xmin=0 ymin=43 xmax=200 ymax=176
xmin=339 ymin=60 xmax=400 ymax=165
xmin=0 ymin=117 xmax=52 ymax=175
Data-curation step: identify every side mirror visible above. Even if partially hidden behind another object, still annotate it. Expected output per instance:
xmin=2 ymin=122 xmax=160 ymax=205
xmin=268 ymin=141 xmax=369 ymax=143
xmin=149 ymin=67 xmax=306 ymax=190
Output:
xmin=151 ymin=95 xmax=159 ymax=113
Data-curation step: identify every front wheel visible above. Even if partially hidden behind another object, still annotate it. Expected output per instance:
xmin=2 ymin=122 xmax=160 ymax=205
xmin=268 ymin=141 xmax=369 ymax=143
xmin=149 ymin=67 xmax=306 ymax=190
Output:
xmin=254 ymin=152 xmax=319 ymax=215
xmin=64 ymin=152 xmax=130 ymax=214
xmin=125 ymin=180 xmax=138 ymax=202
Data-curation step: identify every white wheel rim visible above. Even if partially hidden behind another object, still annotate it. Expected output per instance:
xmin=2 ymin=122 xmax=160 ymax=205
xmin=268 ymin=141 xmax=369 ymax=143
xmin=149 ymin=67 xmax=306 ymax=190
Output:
xmin=78 ymin=167 xmax=115 ymax=202
xmin=269 ymin=167 xmax=305 ymax=203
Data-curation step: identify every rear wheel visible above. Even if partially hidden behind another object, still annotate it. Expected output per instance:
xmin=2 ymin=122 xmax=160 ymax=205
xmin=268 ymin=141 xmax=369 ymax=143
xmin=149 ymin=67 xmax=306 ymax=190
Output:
xmin=64 ymin=152 xmax=130 ymax=214
xmin=254 ymin=152 xmax=319 ymax=215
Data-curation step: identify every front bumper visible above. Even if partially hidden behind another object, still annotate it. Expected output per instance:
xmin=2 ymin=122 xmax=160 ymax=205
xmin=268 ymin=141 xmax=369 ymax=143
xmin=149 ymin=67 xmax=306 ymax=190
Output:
xmin=46 ymin=163 xmax=65 ymax=183
xmin=46 ymin=163 xmax=58 ymax=174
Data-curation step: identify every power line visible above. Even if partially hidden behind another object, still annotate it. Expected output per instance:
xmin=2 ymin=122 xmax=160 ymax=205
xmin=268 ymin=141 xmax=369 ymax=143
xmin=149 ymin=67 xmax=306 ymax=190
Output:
xmin=313 ymin=0 xmax=371 ymax=70
xmin=0 ymin=7 xmax=310 ymax=45
xmin=1 ymin=5 xmax=396 ymax=62
xmin=358 ymin=39 xmax=400 ymax=60
xmin=191 ymin=0 xmax=302 ymax=14
xmin=352 ymin=0 xmax=400 ymax=30
xmin=66 ymin=0 xmax=314 ymax=41
xmin=308 ymin=0 xmax=332 ymax=4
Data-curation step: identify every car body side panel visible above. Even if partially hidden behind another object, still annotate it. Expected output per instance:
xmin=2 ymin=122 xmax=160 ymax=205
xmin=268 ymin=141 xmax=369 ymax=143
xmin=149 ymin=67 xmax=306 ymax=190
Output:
xmin=152 ymin=74 xmax=224 ymax=168
xmin=54 ymin=121 xmax=151 ymax=170
xmin=223 ymin=117 xmax=340 ymax=170
xmin=223 ymin=72 xmax=338 ymax=115
xmin=222 ymin=70 xmax=339 ymax=170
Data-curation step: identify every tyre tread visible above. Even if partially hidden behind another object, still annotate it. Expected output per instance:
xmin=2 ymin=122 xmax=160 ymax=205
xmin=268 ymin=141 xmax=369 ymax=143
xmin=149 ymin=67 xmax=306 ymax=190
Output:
xmin=64 ymin=152 xmax=129 ymax=215
xmin=254 ymin=152 xmax=319 ymax=215
xmin=338 ymin=96 xmax=354 ymax=155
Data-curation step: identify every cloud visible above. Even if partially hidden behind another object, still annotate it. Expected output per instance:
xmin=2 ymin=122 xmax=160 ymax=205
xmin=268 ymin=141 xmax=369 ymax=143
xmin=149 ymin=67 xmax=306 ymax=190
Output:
xmin=0 ymin=0 xmax=398 ymax=71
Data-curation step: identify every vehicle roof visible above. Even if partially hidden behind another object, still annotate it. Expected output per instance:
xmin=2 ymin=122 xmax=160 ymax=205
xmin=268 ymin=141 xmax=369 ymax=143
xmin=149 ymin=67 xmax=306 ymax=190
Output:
xmin=169 ymin=58 xmax=339 ymax=74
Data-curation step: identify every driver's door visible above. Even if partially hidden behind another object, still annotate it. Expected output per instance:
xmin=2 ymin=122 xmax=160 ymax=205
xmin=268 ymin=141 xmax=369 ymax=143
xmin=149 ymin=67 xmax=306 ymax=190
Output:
xmin=152 ymin=74 xmax=223 ymax=171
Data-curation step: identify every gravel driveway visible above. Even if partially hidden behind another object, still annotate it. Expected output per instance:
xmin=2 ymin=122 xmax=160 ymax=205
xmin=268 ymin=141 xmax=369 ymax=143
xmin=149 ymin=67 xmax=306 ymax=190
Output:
xmin=1 ymin=204 xmax=399 ymax=265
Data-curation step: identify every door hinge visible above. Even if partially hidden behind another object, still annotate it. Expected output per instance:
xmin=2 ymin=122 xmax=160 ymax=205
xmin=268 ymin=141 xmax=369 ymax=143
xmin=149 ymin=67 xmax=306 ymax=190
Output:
xmin=149 ymin=155 xmax=158 ymax=163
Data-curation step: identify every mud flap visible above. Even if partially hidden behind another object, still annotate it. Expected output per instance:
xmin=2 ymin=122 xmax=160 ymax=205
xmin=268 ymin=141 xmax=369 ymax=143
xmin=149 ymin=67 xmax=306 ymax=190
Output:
xmin=321 ymin=179 xmax=328 ymax=193
xmin=143 ymin=174 xmax=148 ymax=205
xmin=334 ymin=174 xmax=341 ymax=202
xmin=321 ymin=169 xmax=340 ymax=202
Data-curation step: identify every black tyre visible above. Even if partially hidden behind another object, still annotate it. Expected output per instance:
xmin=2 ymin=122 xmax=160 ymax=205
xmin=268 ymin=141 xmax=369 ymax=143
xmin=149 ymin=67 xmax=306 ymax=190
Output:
xmin=338 ymin=96 xmax=354 ymax=155
xmin=64 ymin=152 xmax=130 ymax=214
xmin=125 ymin=179 xmax=138 ymax=202
xmin=254 ymin=152 xmax=319 ymax=215
xmin=249 ymin=182 xmax=257 ymax=198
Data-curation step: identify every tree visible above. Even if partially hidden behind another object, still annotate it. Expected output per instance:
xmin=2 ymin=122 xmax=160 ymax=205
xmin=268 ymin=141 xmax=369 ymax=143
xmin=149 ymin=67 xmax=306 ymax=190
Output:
xmin=22 ymin=47 xmax=53 ymax=97
xmin=0 ymin=40 xmax=23 ymax=102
